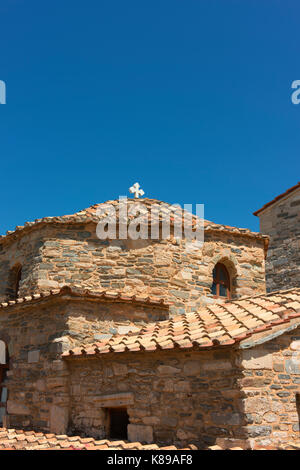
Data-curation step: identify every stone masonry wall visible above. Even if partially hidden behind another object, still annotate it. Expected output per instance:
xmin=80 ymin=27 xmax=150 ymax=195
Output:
xmin=0 ymin=297 xmax=166 ymax=433
xmin=67 ymin=348 xmax=245 ymax=449
xmin=257 ymin=187 xmax=300 ymax=292
xmin=0 ymin=228 xmax=44 ymax=301
xmin=0 ymin=222 xmax=266 ymax=314
xmin=238 ymin=328 xmax=300 ymax=448
xmin=2 ymin=293 xmax=299 ymax=448
xmin=0 ymin=299 xmax=69 ymax=433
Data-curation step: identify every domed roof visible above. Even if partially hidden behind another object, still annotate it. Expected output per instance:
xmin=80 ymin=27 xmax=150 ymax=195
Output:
xmin=76 ymin=197 xmax=205 ymax=227
xmin=0 ymin=197 xmax=268 ymax=247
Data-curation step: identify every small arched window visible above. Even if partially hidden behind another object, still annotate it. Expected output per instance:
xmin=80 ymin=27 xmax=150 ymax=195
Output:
xmin=7 ymin=264 xmax=22 ymax=300
xmin=14 ymin=265 xmax=22 ymax=298
xmin=211 ymin=263 xmax=231 ymax=299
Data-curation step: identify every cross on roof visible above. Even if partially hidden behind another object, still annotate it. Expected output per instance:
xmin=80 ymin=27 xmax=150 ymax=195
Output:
xmin=129 ymin=182 xmax=145 ymax=199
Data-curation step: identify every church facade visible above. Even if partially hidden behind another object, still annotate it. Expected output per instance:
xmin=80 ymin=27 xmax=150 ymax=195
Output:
xmin=0 ymin=188 xmax=299 ymax=450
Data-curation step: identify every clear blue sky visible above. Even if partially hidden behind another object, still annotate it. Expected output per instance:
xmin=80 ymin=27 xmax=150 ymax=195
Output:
xmin=0 ymin=0 xmax=299 ymax=234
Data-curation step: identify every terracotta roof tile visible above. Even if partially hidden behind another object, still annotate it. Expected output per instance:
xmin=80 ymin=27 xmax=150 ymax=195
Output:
xmin=0 ymin=285 xmax=170 ymax=310
xmin=63 ymin=288 xmax=300 ymax=358
xmin=0 ymin=198 xmax=268 ymax=247
xmin=0 ymin=428 xmax=197 ymax=450
xmin=253 ymin=182 xmax=300 ymax=215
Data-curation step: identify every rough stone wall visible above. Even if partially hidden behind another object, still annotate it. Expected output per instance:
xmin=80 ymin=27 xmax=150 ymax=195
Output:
xmin=0 ymin=229 xmax=44 ymax=301
xmin=238 ymin=328 xmax=300 ymax=448
xmin=67 ymin=349 xmax=245 ymax=448
xmin=0 ymin=297 xmax=165 ymax=433
xmin=0 ymin=222 xmax=266 ymax=313
xmin=257 ymin=187 xmax=300 ymax=292
xmin=0 ymin=300 xmax=69 ymax=432
xmin=2 ymin=294 xmax=299 ymax=448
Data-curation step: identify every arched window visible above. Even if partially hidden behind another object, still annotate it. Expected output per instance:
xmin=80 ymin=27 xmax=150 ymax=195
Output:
xmin=14 ymin=265 xmax=22 ymax=298
xmin=7 ymin=264 xmax=22 ymax=300
xmin=0 ymin=341 xmax=9 ymax=425
xmin=211 ymin=263 xmax=231 ymax=299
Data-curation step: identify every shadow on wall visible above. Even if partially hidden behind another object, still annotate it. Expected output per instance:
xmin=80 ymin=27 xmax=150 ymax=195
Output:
xmin=5 ymin=264 xmax=22 ymax=300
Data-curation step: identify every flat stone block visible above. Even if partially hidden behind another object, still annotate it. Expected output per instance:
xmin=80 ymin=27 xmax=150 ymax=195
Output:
xmin=7 ymin=400 xmax=30 ymax=415
xmin=290 ymin=340 xmax=300 ymax=351
xmin=142 ymin=416 xmax=160 ymax=425
xmin=50 ymin=405 xmax=69 ymax=434
xmin=211 ymin=412 xmax=242 ymax=426
xmin=216 ymin=438 xmax=250 ymax=450
xmin=38 ymin=280 xmax=60 ymax=289
xmin=112 ymin=362 xmax=128 ymax=376
xmin=157 ymin=365 xmax=181 ymax=375
xmin=183 ymin=360 xmax=201 ymax=375
xmin=93 ymin=392 xmax=134 ymax=407
xmin=28 ymin=350 xmax=40 ymax=363
xmin=46 ymin=377 xmax=68 ymax=389
xmin=241 ymin=348 xmax=272 ymax=370
xmin=247 ymin=425 xmax=272 ymax=437
xmin=285 ymin=359 xmax=300 ymax=374
xmin=244 ymin=397 xmax=271 ymax=414
xmin=203 ymin=360 xmax=232 ymax=370
xmin=128 ymin=424 xmax=153 ymax=444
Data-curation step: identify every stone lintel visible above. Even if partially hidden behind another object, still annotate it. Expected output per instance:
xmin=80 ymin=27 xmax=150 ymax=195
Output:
xmin=93 ymin=392 xmax=134 ymax=407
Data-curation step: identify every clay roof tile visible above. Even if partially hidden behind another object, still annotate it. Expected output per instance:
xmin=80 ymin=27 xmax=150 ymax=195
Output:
xmin=253 ymin=182 xmax=300 ymax=215
xmin=62 ymin=288 xmax=300 ymax=358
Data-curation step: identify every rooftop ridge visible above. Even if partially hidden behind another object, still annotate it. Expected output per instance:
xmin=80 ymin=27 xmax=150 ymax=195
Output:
xmin=0 ymin=198 xmax=269 ymax=245
xmin=0 ymin=285 xmax=171 ymax=310
xmin=253 ymin=181 xmax=300 ymax=216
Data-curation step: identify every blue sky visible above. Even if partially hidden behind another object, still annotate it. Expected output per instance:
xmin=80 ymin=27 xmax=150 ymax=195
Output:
xmin=0 ymin=0 xmax=299 ymax=234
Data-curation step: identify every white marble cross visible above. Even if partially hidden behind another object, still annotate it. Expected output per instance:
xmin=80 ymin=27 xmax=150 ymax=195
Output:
xmin=129 ymin=182 xmax=145 ymax=198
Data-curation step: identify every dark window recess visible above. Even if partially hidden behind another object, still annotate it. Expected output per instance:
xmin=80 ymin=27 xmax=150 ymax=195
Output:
xmin=211 ymin=263 xmax=231 ymax=299
xmin=108 ymin=407 xmax=129 ymax=440
xmin=7 ymin=265 xmax=22 ymax=300
xmin=14 ymin=267 xmax=22 ymax=298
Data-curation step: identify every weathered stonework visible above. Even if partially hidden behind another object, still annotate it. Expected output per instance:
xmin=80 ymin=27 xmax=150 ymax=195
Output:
xmin=0 ymin=293 xmax=167 ymax=432
xmin=1 ymin=286 xmax=300 ymax=448
xmin=1 ymin=197 xmax=299 ymax=450
xmin=0 ymin=199 xmax=267 ymax=314
xmin=67 ymin=349 xmax=245 ymax=448
xmin=65 ymin=328 xmax=300 ymax=448
xmin=255 ymin=184 xmax=300 ymax=292
xmin=238 ymin=329 xmax=300 ymax=448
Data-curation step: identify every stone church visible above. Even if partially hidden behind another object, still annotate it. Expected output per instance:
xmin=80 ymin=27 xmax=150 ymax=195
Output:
xmin=0 ymin=184 xmax=299 ymax=450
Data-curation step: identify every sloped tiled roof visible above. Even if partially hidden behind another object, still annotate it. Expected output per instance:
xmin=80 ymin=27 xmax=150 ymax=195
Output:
xmin=253 ymin=182 xmax=300 ymax=216
xmin=1 ymin=428 xmax=298 ymax=450
xmin=1 ymin=198 xmax=268 ymax=246
xmin=62 ymin=288 xmax=300 ymax=357
xmin=0 ymin=428 xmax=197 ymax=450
xmin=0 ymin=285 xmax=170 ymax=310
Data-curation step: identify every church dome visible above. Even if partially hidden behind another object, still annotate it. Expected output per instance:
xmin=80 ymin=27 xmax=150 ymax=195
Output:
xmin=0 ymin=197 xmax=268 ymax=313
